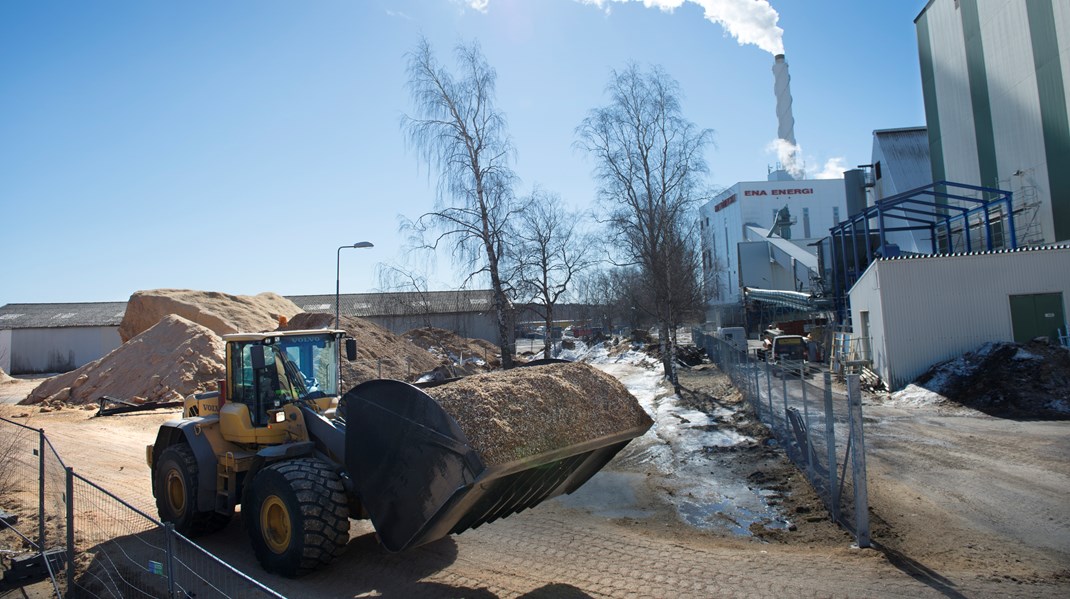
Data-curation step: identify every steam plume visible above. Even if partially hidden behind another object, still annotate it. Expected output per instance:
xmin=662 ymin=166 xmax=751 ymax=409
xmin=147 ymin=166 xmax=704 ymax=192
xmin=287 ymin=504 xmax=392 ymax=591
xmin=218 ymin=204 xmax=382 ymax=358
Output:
xmin=468 ymin=1 xmax=786 ymax=56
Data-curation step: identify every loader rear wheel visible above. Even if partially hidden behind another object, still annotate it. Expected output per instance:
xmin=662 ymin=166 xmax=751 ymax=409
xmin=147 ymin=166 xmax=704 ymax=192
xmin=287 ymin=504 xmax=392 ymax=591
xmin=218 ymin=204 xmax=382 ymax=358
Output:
xmin=243 ymin=458 xmax=350 ymax=577
xmin=154 ymin=444 xmax=232 ymax=536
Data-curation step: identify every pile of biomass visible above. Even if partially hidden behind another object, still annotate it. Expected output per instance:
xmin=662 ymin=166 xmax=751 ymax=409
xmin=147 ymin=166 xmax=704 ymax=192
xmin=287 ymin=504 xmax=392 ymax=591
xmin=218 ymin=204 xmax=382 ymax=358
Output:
xmin=0 ymin=367 xmax=13 ymax=384
xmin=428 ymin=362 xmax=653 ymax=465
xmin=24 ymin=315 xmax=225 ymax=406
xmin=404 ymin=326 xmax=501 ymax=370
xmin=120 ymin=289 xmax=301 ymax=342
xmin=894 ymin=339 xmax=1070 ymax=419
xmin=282 ymin=313 xmax=441 ymax=386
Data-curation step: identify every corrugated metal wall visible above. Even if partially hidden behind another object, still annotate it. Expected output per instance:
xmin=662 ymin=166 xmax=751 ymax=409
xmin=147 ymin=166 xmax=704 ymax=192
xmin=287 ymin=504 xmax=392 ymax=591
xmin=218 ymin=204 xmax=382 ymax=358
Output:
xmin=850 ymin=248 xmax=1070 ymax=389
xmin=918 ymin=0 xmax=1069 ymax=244
xmin=367 ymin=312 xmax=500 ymax=347
xmin=8 ymin=327 xmax=121 ymax=375
xmin=0 ymin=329 xmax=11 ymax=373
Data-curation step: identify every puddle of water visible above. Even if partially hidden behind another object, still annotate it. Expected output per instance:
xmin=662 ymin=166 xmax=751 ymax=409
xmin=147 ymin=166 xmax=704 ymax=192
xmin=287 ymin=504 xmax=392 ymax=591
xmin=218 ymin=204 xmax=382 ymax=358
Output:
xmin=554 ymin=471 xmax=656 ymax=520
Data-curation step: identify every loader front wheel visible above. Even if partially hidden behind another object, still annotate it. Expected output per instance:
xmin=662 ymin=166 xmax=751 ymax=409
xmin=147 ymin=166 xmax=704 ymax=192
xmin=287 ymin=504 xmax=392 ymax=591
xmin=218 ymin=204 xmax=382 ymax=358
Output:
xmin=154 ymin=444 xmax=232 ymax=536
xmin=243 ymin=458 xmax=350 ymax=577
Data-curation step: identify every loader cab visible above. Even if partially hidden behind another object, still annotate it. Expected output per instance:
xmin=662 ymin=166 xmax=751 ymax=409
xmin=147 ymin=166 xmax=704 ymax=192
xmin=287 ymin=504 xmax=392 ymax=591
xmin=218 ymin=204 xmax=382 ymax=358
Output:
xmin=223 ymin=330 xmax=351 ymax=435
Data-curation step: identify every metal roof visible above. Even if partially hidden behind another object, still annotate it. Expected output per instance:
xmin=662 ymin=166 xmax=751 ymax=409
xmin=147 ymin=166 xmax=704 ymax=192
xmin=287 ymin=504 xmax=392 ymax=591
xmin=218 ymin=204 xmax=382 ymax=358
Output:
xmin=0 ymin=290 xmax=501 ymax=330
xmin=288 ymin=290 xmax=500 ymax=318
xmin=874 ymin=243 xmax=1070 ymax=262
xmin=0 ymin=302 xmax=128 ymax=329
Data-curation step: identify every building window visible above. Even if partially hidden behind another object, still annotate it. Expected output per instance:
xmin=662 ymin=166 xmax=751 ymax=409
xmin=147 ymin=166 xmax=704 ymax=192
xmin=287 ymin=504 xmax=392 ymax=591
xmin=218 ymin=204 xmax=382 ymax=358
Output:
xmin=833 ymin=206 xmax=840 ymax=223
xmin=875 ymin=161 xmax=882 ymax=180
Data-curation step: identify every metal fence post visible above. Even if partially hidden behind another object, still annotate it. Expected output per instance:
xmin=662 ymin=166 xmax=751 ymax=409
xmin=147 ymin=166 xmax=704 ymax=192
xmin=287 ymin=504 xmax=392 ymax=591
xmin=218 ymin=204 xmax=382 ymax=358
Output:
xmin=165 ymin=522 xmax=176 ymax=599
xmin=66 ymin=466 xmax=75 ymax=595
xmin=765 ymin=360 xmax=773 ymax=429
xmin=846 ymin=374 xmax=871 ymax=548
xmin=823 ymin=372 xmax=839 ymax=521
xmin=38 ymin=428 xmax=46 ymax=551
xmin=782 ymin=367 xmax=789 ymax=427
xmin=801 ymin=364 xmax=814 ymax=480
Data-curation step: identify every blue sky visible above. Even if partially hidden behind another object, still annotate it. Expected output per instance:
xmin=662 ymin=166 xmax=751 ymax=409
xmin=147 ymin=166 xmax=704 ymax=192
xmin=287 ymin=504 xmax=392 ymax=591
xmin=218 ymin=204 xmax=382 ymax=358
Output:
xmin=0 ymin=0 xmax=928 ymax=306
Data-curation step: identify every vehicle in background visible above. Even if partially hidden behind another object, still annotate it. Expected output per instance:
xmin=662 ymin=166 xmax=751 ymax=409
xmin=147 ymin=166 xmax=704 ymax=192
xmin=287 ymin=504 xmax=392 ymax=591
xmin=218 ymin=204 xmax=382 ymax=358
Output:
xmin=714 ymin=327 xmax=748 ymax=353
xmin=756 ymin=328 xmax=808 ymax=364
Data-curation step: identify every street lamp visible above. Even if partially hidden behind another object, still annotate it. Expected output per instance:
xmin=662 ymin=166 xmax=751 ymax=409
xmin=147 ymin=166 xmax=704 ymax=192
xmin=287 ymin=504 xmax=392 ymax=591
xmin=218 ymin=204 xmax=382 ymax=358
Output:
xmin=336 ymin=242 xmax=374 ymax=328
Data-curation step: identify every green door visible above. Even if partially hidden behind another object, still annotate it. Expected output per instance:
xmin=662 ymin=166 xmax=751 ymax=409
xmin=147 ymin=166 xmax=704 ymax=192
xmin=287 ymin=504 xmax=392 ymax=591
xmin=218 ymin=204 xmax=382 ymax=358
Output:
xmin=1009 ymin=293 xmax=1066 ymax=343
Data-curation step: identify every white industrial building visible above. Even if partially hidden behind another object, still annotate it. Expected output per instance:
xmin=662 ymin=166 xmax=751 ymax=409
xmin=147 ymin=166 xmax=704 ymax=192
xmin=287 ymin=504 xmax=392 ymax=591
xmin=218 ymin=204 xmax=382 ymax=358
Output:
xmin=848 ymin=245 xmax=1070 ymax=390
xmin=0 ymin=302 xmax=125 ymax=375
xmin=916 ymin=0 xmax=1069 ymax=245
xmin=699 ymin=177 xmax=848 ymax=325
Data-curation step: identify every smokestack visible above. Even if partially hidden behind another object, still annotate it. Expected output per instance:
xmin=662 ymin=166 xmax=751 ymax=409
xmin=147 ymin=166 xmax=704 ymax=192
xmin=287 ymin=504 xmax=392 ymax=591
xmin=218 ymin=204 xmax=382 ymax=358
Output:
xmin=772 ymin=54 xmax=796 ymax=148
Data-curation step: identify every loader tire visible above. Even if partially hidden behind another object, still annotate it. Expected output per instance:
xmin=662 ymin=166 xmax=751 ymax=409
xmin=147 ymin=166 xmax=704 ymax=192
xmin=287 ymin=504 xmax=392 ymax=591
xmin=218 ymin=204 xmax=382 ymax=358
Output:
xmin=243 ymin=458 xmax=350 ymax=577
xmin=154 ymin=444 xmax=232 ymax=536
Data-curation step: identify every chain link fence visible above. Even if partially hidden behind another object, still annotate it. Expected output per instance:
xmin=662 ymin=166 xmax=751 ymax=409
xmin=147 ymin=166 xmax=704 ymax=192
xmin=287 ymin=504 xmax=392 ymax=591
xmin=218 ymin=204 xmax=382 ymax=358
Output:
xmin=0 ymin=415 xmax=285 ymax=598
xmin=693 ymin=331 xmax=871 ymax=546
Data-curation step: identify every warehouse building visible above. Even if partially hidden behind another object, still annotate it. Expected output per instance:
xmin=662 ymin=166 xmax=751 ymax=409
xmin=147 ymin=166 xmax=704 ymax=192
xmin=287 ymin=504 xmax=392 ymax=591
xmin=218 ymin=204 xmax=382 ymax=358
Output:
xmin=915 ymin=0 xmax=1069 ymax=245
xmin=849 ymin=245 xmax=1070 ymax=390
xmin=286 ymin=289 xmax=503 ymax=344
xmin=0 ymin=302 xmax=125 ymax=375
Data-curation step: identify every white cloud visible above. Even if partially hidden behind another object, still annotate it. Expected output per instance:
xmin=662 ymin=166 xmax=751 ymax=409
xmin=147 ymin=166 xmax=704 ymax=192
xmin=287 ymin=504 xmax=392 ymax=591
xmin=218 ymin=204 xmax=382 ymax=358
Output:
xmin=764 ymin=140 xmax=848 ymax=181
xmin=386 ymin=9 xmax=413 ymax=20
xmin=814 ymin=157 xmax=848 ymax=179
xmin=467 ymin=0 xmax=490 ymax=12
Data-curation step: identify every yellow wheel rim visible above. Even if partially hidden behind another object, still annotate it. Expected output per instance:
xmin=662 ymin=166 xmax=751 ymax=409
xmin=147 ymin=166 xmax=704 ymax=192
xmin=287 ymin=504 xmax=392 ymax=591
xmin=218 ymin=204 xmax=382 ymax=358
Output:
xmin=261 ymin=495 xmax=292 ymax=554
xmin=165 ymin=469 xmax=187 ymax=517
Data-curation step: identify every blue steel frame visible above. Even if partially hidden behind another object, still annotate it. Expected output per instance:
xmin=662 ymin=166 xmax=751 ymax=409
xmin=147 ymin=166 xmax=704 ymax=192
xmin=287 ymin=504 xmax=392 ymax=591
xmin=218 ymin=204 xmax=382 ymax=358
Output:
xmin=829 ymin=180 xmax=1016 ymax=324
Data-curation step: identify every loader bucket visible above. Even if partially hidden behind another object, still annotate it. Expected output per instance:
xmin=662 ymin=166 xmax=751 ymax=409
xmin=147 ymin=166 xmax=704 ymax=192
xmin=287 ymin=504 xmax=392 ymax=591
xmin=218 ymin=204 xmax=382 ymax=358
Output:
xmin=343 ymin=374 xmax=650 ymax=553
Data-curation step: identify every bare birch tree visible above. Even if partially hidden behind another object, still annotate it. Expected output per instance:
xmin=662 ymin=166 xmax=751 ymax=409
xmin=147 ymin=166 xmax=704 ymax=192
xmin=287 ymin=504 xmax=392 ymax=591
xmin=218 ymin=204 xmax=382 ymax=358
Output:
xmin=402 ymin=38 xmax=518 ymax=368
xmin=513 ymin=187 xmax=594 ymax=358
xmin=577 ymin=64 xmax=712 ymax=388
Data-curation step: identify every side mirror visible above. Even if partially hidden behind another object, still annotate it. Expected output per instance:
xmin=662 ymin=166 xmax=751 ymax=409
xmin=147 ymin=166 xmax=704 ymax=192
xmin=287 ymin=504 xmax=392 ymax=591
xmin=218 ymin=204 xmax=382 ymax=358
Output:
xmin=345 ymin=338 xmax=357 ymax=361
xmin=251 ymin=346 xmax=269 ymax=370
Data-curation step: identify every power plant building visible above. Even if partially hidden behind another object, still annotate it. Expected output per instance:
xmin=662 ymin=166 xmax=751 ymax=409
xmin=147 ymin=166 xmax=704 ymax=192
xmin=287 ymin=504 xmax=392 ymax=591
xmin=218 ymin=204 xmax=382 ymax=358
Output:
xmin=915 ymin=0 xmax=1070 ymax=245
xmin=699 ymin=177 xmax=847 ymax=324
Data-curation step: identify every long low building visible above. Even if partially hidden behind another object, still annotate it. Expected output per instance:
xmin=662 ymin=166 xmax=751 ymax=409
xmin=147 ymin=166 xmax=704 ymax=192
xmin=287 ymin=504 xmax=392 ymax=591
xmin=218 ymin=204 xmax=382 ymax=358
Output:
xmin=0 ymin=302 xmax=126 ymax=374
xmin=1 ymin=290 xmax=504 ymax=375
xmin=287 ymin=290 xmax=502 ymax=344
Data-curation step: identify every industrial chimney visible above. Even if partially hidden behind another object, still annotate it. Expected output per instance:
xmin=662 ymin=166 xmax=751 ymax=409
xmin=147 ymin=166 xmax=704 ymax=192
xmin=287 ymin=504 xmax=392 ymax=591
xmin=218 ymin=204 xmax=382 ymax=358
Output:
xmin=770 ymin=54 xmax=799 ymax=181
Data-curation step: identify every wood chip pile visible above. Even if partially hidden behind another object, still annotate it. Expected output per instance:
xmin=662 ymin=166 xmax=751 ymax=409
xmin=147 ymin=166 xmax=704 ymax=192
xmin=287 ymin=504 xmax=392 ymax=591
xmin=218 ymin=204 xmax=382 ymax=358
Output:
xmin=427 ymin=362 xmax=653 ymax=466
xmin=404 ymin=327 xmax=501 ymax=370
xmin=282 ymin=313 xmax=442 ymax=386
xmin=119 ymin=289 xmax=301 ymax=342
xmin=0 ymin=367 xmax=13 ymax=384
xmin=24 ymin=315 xmax=225 ymax=406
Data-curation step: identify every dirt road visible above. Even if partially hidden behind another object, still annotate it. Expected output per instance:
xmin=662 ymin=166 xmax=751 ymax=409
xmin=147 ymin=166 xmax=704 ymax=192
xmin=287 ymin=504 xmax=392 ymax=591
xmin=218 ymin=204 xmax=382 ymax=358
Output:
xmin=2 ymin=361 xmax=1069 ymax=598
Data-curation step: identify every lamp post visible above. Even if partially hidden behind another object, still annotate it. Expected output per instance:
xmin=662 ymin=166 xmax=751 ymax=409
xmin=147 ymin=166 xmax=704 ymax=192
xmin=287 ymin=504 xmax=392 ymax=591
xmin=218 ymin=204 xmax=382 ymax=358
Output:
xmin=336 ymin=242 xmax=374 ymax=328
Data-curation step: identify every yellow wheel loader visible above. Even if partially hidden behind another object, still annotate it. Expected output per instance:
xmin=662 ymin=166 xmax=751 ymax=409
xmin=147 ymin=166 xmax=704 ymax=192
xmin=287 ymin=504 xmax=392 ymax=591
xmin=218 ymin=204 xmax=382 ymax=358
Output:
xmin=148 ymin=329 xmax=651 ymax=577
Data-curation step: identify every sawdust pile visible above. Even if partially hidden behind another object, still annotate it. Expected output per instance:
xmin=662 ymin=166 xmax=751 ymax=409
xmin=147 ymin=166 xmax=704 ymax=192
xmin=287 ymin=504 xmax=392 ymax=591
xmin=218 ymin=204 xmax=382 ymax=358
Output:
xmin=404 ymin=327 xmax=502 ymax=371
xmin=281 ymin=313 xmax=441 ymax=386
xmin=0 ymin=367 xmax=13 ymax=384
xmin=119 ymin=289 xmax=301 ymax=342
xmin=895 ymin=340 xmax=1070 ymax=419
xmin=23 ymin=315 xmax=225 ymax=406
xmin=427 ymin=362 xmax=653 ymax=465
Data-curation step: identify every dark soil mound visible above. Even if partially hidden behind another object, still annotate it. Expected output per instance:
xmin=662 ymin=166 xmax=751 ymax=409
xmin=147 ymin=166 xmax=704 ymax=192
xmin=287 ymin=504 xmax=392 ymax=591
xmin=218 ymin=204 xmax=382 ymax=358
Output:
xmin=913 ymin=340 xmax=1070 ymax=419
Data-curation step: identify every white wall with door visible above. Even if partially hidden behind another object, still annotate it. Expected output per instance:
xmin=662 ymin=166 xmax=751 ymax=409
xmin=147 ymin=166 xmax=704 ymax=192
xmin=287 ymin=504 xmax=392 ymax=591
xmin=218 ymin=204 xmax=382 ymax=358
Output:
xmin=849 ymin=246 xmax=1070 ymax=390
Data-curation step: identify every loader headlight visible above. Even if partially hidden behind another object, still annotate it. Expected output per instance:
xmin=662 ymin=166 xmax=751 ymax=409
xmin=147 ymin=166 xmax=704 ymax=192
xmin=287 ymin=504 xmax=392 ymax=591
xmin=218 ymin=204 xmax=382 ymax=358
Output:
xmin=273 ymin=410 xmax=286 ymax=423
